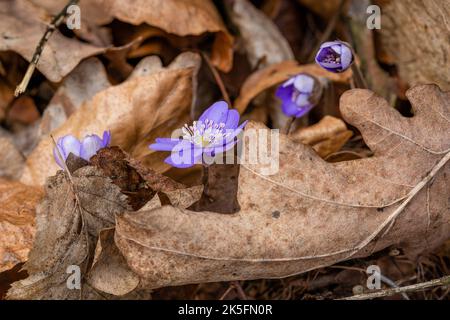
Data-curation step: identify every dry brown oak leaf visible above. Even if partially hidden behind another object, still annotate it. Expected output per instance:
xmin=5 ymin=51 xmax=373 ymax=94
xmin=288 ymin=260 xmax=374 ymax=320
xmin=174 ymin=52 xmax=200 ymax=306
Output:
xmin=7 ymin=166 xmax=130 ymax=299
xmin=115 ymin=84 xmax=450 ymax=289
xmin=0 ymin=0 xmax=106 ymax=82
xmin=31 ymin=0 xmax=234 ymax=71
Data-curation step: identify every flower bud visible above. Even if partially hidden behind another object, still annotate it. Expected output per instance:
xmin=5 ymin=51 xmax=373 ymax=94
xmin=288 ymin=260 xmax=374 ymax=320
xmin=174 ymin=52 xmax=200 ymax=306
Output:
xmin=53 ymin=130 xmax=111 ymax=168
xmin=315 ymin=40 xmax=353 ymax=73
xmin=276 ymin=73 xmax=323 ymax=118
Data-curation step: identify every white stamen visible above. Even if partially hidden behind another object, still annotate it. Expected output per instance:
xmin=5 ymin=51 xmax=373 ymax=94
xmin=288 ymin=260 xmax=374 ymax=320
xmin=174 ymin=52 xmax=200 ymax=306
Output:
xmin=181 ymin=118 xmax=230 ymax=147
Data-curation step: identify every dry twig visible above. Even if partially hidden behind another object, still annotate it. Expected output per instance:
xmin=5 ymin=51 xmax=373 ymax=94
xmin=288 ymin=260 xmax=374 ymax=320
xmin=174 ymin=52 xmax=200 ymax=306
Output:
xmin=15 ymin=0 xmax=79 ymax=96
xmin=339 ymin=275 xmax=450 ymax=300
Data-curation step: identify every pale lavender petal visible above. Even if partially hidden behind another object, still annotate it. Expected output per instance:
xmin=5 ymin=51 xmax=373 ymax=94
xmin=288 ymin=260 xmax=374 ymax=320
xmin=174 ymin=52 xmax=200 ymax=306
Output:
xmin=331 ymin=44 xmax=342 ymax=54
xmin=102 ymin=130 xmax=111 ymax=147
xmin=295 ymin=93 xmax=311 ymax=107
xmin=199 ymin=101 xmax=229 ymax=124
xmin=165 ymin=144 xmax=203 ymax=168
xmin=282 ymin=77 xmax=295 ymax=87
xmin=60 ymin=135 xmax=81 ymax=159
xmin=340 ymin=44 xmax=353 ymax=70
xmin=53 ymin=135 xmax=81 ymax=168
xmin=80 ymin=134 xmax=103 ymax=161
xmin=224 ymin=109 xmax=240 ymax=130
xmin=53 ymin=147 xmax=65 ymax=168
xmin=150 ymin=139 xmax=181 ymax=151
xmin=319 ymin=40 xmax=343 ymax=49
xmin=293 ymin=74 xmax=314 ymax=93
xmin=149 ymin=138 xmax=181 ymax=151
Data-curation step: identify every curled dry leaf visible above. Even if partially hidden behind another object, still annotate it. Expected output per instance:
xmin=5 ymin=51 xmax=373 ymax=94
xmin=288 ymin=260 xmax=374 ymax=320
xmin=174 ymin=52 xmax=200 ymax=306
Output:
xmin=0 ymin=180 xmax=43 ymax=273
xmin=290 ymin=115 xmax=353 ymax=158
xmin=7 ymin=166 xmax=130 ymax=299
xmin=234 ymin=60 xmax=353 ymax=114
xmin=228 ymin=0 xmax=294 ymax=69
xmin=0 ymin=0 xmax=107 ymax=82
xmin=92 ymin=0 xmax=233 ymax=72
xmin=87 ymin=228 xmax=140 ymax=296
xmin=38 ymin=58 xmax=111 ymax=141
xmin=114 ymin=84 xmax=449 ymax=289
xmin=377 ymin=0 xmax=450 ymax=90
xmin=21 ymin=52 xmax=201 ymax=186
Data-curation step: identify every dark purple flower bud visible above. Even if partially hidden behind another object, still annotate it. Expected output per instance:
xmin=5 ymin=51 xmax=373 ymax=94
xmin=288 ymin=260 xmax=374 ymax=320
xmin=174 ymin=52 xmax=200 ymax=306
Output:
xmin=149 ymin=101 xmax=248 ymax=168
xmin=276 ymin=73 xmax=322 ymax=118
xmin=315 ymin=40 xmax=353 ymax=73
xmin=53 ymin=130 xmax=111 ymax=168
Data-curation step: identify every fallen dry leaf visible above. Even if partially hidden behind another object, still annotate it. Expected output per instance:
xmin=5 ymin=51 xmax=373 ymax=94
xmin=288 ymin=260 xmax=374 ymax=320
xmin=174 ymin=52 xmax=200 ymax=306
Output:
xmin=0 ymin=136 xmax=25 ymax=180
xmin=0 ymin=180 xmax=43 ymax=273
xmin=38 ymin=57 xmax=111 ymax=140
xmin=8 ymin=146 xmax=204 ymax=298
xmin=20 ymin=52 xmax=201 ymax=186
xmin=0 ymin=0 xmax=107 ymax=82
xmin=114 ymin=84 xmax=449 ymax=289
xmin=235 ymin=60 xmax=353 ymax=114
xmin=290 ymin=116 xmax=353 ymax=158
xmin=377 ymin=0 xmax=450 ymax=90
xmin=228 ymin=0 xmax=294 ymax=69
xmin=93 ymin=0 xmax=233 ymax=72
xmin=0 ymin=79 xmax=14 ymax=122
xmin=6 ymin=95 xmax=40 ymax=126
xmin=87 ymin=228 xmax=140 ymax=296
xmin=7 ymin=165 xmax=131 ymax=299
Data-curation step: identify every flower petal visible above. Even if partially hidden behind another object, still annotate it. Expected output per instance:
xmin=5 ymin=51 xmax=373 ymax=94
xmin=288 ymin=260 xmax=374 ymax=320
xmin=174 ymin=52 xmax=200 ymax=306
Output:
xmin=102 ymin=130 xmax=111 ymax=147
xmin=149 ymin=138 xmax=181 ymax=151
xmin=340 ymin=44 xmax=353 ymax=70
xmin=53 ymin=135 xmax=81 ymax=169
xmin=294 ymin=105 xmax=314 ymax=118
xmin=80 ymin=134 xmax=103 ymax=161
xmin=224 ymin=109 xmax=240 ymax=130
xmin=295 ymin=93 xmax=311 ymax=108
xmin=165 ymin=144 xmax=203 ymax=168
xmin=293 ymin=74 xmax=314 ymax=93
xmin=276 ymin=83 xmax=294 ymax=103
xmin=60 ymin=135 xmax=81 ymax=159
xmin=199 ymin=101 xmax=229 ymax=124
xmin=281 ymin=100 xmax=300 ymax=117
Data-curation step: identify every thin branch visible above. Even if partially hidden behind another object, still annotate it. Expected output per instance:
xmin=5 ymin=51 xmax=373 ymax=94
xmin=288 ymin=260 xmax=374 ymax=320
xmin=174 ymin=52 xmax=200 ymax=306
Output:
xmin=201 ymin=51 xmax=232 ymax=107
xmin=339 ymin=275 xmax=450 ymax=300
xmin=232 ymin=281 xmax=248 ymax=300
xmin=15 ymin=0 xmax=79 ymax=97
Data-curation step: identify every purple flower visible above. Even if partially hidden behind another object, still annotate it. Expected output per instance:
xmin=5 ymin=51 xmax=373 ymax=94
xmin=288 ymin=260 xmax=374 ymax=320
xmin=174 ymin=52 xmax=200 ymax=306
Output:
xmin=315 ymin=40 xmax=353 ymax=73
xmin=53 ymin=130 xmax=111 ymax=168
xmin=276 ymin=73 xmax=322 ymax=118
xmin=149 ymin=101 xmax=247 ymax=168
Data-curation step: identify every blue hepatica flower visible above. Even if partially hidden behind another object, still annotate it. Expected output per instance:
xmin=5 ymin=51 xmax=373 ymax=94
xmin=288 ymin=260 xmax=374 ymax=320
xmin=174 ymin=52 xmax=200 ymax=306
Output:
xmin=315 ymin=40 xmax=354 ymax=73
xmin=149 ymin=101 xmax=248 ymax=168
xmin=276 ymin=73 xmax=321 ymax=118
xmin=53 ymin=130 xmax=111 ymax=168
